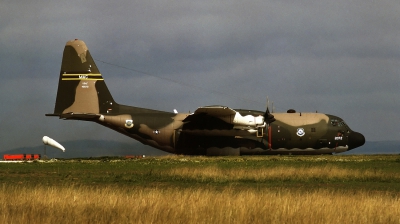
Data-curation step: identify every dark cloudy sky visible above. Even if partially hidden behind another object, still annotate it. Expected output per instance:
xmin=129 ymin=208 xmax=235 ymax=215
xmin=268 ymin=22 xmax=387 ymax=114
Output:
xmin=0 ymin=0 xmax=399 ymax=153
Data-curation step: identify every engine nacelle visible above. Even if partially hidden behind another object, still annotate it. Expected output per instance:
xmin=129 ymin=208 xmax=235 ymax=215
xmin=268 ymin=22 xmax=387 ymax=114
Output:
xmin=219 ymin=112 xmax=265 ymax=128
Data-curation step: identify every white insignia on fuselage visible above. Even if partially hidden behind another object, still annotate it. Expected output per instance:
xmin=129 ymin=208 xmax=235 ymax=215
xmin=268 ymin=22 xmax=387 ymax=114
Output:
xmin=296 ymin=128 xmax=305 ymax=137
xmin=125 ymin=120 xmax=134 ymax=128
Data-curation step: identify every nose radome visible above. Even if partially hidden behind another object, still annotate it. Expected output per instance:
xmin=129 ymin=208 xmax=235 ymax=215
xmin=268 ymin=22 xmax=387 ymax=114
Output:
xmin=348 ymin=131 xmax=365 ymax=150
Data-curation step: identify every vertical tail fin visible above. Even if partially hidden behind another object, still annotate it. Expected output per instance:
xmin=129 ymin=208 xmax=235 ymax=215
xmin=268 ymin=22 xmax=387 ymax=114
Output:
xmin=49 ymin=39 xmax=118 ymax=117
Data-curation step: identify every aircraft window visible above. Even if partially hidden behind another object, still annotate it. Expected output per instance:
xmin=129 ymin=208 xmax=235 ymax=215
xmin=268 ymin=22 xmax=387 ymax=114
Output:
xmin=331 ymin=119 xmax=347 ymax=127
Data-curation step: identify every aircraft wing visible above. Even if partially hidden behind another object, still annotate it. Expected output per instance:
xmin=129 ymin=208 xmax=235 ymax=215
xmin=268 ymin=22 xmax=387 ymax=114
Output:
xmin=182 ymin=106 xmax=235 ymax=130
xmin=46 ymin=112 xmax=102 ymax=121
xmin=183 ymin=106 xmax=265 ymax=130
xmin=192 ymin=106 xmax=236 ymax=116
xmin=183 ymin=106 xmax=235 ymax=122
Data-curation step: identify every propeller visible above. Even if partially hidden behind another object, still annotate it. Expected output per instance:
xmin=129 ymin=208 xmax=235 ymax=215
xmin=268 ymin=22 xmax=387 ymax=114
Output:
xmin=264 ymin=97 xmax=276 ymax=124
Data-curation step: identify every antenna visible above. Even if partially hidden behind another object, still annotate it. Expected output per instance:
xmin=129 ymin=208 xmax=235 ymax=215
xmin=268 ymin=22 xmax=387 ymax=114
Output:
xmin=271 ymin=101 xmax=274 ymax=113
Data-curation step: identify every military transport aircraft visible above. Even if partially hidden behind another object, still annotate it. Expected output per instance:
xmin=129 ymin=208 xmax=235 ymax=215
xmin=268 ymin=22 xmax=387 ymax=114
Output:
xmin=46 ymin=39 xmax=365 ymax=155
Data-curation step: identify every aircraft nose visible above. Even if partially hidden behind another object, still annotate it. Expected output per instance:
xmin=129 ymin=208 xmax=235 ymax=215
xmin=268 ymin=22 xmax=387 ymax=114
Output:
xmin=348 ymin=131 xmax=365 ymax=150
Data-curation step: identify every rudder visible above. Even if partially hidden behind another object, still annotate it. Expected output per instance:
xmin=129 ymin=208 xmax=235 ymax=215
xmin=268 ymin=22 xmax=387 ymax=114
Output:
xmin=50 ymin=39 xmax=118 ymax=116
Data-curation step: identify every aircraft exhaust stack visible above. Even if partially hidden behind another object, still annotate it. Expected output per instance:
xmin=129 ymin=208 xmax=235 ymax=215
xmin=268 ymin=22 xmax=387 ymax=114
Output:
xmin=42 ymin=136 xmax=65 ymax=152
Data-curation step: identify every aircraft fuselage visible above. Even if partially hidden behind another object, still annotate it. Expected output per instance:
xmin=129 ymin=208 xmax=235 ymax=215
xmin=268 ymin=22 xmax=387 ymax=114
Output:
xmin=47 ymin=39 xmax=365 ymax=156
xmin=92 ymin=106 xmax=364 ymax=155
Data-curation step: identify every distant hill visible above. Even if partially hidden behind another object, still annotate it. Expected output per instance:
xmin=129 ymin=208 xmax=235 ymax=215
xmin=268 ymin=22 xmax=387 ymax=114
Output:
xmin=2 ymin=140 xmax=170 ymax=159
xmin=2 ymin=140 xmax=399 ymax=158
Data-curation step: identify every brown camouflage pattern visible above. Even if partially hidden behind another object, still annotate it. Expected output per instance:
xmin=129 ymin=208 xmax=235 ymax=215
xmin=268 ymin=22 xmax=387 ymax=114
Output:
xmin=46 ymin=40 xmax=365 ymax=155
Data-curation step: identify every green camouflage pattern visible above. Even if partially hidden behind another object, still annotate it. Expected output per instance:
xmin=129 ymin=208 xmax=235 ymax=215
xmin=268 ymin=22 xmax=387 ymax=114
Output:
xmin=46 ymin=40 xmax=365 ymax=155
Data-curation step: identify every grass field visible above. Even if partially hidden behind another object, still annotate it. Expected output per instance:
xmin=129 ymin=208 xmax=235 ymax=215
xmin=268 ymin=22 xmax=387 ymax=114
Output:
xmin=1 ymin=155 xmax=400 ymax=223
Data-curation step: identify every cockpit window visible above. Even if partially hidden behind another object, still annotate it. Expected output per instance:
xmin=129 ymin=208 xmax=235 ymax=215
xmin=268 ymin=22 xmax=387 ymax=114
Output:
xmin=331 ymin=119 xmax=347 ymax=127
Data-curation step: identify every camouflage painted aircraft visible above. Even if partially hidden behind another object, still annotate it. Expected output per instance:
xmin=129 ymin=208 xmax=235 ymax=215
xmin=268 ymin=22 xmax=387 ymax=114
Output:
xmin=46 ymin=39 xmax=365 ymax=155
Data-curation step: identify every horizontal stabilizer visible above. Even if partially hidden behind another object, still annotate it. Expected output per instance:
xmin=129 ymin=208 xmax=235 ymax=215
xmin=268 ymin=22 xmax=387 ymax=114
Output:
xmin=59 ymin=113 xmax=101 ymax=121
xmin=45 ymin=114 xmax=60 ymax=117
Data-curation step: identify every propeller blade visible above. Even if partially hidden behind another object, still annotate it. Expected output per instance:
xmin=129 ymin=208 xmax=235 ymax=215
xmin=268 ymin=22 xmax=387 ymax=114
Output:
xmin=263 ymin=107 xmax=276 ymax=124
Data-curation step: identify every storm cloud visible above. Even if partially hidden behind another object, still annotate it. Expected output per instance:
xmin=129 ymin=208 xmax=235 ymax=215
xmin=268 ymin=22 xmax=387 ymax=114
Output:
xmin=0 ymin=0 xmax=399 ymax=152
